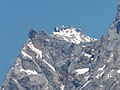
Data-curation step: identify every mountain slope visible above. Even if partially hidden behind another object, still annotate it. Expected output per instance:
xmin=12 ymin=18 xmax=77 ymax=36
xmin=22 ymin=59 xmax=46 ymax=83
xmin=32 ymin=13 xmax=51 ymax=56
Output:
xmin=1 ymin=1 xmax=120 ymax=90
xmin=1 ymin=28 xmax=97 ymax=90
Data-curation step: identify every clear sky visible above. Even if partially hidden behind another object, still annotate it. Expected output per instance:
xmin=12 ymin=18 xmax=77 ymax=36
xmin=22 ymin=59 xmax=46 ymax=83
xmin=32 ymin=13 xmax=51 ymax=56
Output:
xmin=0 ymin=0 xmax=118 ymax=85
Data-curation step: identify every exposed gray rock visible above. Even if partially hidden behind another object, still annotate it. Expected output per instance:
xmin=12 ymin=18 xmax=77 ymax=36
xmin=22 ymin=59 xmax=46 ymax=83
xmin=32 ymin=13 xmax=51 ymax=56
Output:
xmin=1 ymin=1 xmax=120 ymax=90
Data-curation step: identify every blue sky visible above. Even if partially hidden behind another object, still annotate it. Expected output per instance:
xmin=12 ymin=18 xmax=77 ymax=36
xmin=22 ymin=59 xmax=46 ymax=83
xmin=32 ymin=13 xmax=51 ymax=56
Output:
xmin=0 ymin=0 xmax=117 ymax=85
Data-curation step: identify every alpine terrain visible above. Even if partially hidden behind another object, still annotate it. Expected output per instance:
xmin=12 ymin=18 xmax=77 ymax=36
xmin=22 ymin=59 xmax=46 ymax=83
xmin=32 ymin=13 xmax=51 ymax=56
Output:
xmin=1 ymin=1 xmax=120 ymax=90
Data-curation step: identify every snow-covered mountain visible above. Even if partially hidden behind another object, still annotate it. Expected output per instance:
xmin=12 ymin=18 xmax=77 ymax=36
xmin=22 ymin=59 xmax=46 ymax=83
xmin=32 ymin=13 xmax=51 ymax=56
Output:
xmin=1 ymin=1 xmax=120 ymax=90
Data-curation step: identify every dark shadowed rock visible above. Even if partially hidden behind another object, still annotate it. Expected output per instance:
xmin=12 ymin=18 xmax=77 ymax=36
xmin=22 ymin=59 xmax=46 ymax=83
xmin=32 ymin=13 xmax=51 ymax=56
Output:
xmin=28 ymin=29 xmax=38 ymax=39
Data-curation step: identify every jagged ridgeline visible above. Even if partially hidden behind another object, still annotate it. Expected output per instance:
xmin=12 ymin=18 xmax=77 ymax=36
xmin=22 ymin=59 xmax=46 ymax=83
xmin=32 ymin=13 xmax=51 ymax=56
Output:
xmin=1 ymin=1 xmax=120 ymax=90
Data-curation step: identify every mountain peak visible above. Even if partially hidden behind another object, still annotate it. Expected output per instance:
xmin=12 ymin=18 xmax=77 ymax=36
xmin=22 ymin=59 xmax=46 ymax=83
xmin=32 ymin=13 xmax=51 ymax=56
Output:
xmin=116 ymin=0 xmax=120 ymax=20
xmin=53 ymin=26 xmax=97 ymax=44
xmin=107 ymin=1 xmax=120 ymax=35
xmin=2 ymin=1 xmax=120 ymax=90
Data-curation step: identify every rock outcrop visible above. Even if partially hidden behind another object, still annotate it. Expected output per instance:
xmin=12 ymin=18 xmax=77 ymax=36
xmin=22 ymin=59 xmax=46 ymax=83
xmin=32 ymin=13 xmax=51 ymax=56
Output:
xmin=1 ymin=1 xmax=120 ymax=90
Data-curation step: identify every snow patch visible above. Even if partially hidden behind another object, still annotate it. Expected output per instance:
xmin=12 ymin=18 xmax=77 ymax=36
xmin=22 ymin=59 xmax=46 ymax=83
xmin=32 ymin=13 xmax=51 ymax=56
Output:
xmin=106 ymin=73 xmax=112 ymax=78
xmin=27 ymin=42 xmax=42 ymax=58
xmin=91 ymin=58 xmax=94 ymax=61
xmin=60 ymin=84 xmax=64 ymax=90
xmin=46 ymin=87 xmax=49 ymax=89
xmin=96 ymin=64 xmax=107 ymax=79
xmin=100 ymin=71 xmax=104 ymax=77
xmin=46 ymin=55 xmax=50 ymax=58
xmin=96 ymin=74 xmax=99 ymax=79
xmin=79 ymin=81 xmax=90 ymax=90
xmin=82 ymin=51 xmax=91 ymax=58
xmin=98 ymin=64 xmax=106 ymax=71
xmin=75 ymin=68 xmax=89 ymax=75
xmin=82 ymin=45 xmax=86 ymax=48
xmin=53 ymin=27 xmax=97 ymax=44
xmin=100 ymin=85 xmax=103 ymax=88
xmin=108 ymin=54 xmax=113 ymax=62
xmin=106 ymin=69 xmax=114 ymax=78
xmin=42 ymin=59 xmax=55 ymax=72
xmin=84 ymin=53 xmax=91 ymax=58
xmin=21 ymin=50 xmax=32 ymax=59
xmin=84 ymin=75 xmax=90 ymax=81
xmin=96 ymin=71 xmax=105 ymax=79
xmin=117 ymin=70 xmax=120 ymax=73
xmin=20 ymin=68 xmax=38 ymax=75
xmin=92 ymin=49 xmax=94 ymax=51
xmin=1 ymin=88 xmax=4 ymax=90
xmin=12 ymin=78 xmax=18 ymax=84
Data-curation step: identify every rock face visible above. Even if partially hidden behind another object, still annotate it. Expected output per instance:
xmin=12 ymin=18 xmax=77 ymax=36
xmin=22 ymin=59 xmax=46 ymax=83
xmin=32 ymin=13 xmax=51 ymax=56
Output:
xmin=1 ymin=1 xmax=120 ymax=90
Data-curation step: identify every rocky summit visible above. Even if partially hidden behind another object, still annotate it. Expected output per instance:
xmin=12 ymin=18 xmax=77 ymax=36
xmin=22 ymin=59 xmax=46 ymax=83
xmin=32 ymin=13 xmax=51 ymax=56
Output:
xmin=1 ymin=1 xmax=120 ymax=90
